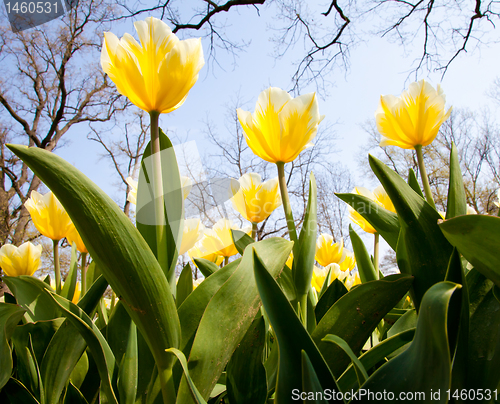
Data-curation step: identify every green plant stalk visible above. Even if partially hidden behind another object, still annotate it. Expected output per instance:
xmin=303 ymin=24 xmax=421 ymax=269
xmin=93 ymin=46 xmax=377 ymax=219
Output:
xmin=374 ymin=233 xmax=380 ymax=279
xmin=415 ymin=145 xmax=436 ymax=209
xmin=252 ymin=222 xmax=258 ymax=240
xmin=53 ymin=239 xmax=61 ymax=294
xmin=299 ymin=294 xmax=308 ymax=326
xmin=150 ymin=111 xmax=169 ymax=278
xmin=80 ymin=252 xmax=88 ymax=294
xmin=276 ymin=162 xmax=298 ymax=243
xmin=224 ymin=256 xmax=229 ymax=266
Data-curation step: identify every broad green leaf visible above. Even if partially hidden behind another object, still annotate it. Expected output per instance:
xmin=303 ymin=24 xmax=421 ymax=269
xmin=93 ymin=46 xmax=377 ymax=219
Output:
xmin=0 ymin=303 xmax=27 ymax=389
xmin=136 ymin=129 xmax=183 ymax=286
xmin=446 ymin=143 xmax=467 ymax=219
xmin=167 ymin=348 xmax=207 ymax=404
xmin=336 ymin=193 xmax=400 ymax=251
xmin=369 ymin=155 xmax=453 ymax=309
xmin=64 ymin=382 xmax=89 ymax=404
xmin=3 ymin=276 xmax=59 ymax=322
xmin=314 ymin=279 xmax=347 ymax=323
xmin=276 ymin=265 xmax=297 ymax=303
xmin=61 ymin=243 xmax=78 ymax=301
xmin=252 ymin=248 xmax=342 ymax=404
xmin=193 ymin=258 xmax=219 ymax=278
xmin=0 ymin=377 xmax=40 ymax=403
xmin=300 ymin=350 xmax=329 ymax=404
xmin=232 ymin=229 xmax=255 ymax=255
xmin=177 ymin=263 xmax=194 ymax=308
xmin=440 ymin=214 xmax=500 ymax=287
xmin=117 ymin=321 xmax=138 ymax=404
xmin=387 ymin=309 xmax=416 ymax=338
xmin=349 ymin=225 xmax=378 ymax=283
xmin=226 ymin=316 xmax=267 ymax=404
xmin=107 ymin=301 xmax=133 ymax=369
xmin=311 ymin=274 xmax=413 ymax=377
xmin=43 ymin=291 xmax=118 ymax=404
xmin=407 ymin=168 xmax=424 ymax=198
xmin=177 ymin=238 xmax=293 ymax=402
xmin=357 ymin=282 xmax=460 ymax=403
xmin=8 ymin=144 xmax=180 ymax=381
xmin=41 ymin=275 xmax=108 ymax=404
xmin=70 ymin=352 xmax=88 ymax=389
xmin=293 ymin=173 xmax=317 ymax=297
xmin=177 ymin=258 xmax=241 ymax=354
xmin=338 ymin=328 xmax=415 ymax=392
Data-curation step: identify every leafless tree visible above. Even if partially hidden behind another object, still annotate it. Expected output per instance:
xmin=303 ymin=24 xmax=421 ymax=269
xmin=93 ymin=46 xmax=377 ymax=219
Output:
xmin=0 ymin=0 xmax=129 ymax=245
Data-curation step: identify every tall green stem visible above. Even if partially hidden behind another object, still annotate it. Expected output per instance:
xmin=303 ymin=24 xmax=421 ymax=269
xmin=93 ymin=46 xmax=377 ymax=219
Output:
xmin=53 ymin=239 xmax=61 ymax=294
xmin=276 ymin=162 xmax=298 ymax=243
xmin=373 ymin=233 xmax=380 ymax=280
xmin=80 ymin=252 xmax=88 ymax=295
xmin=150 ymin=111 xmax=169 ymax=276
xmin=224 ymin=256 xmax=229 ymax=266
xmin=415 ymin=145 xmax=436 ymax=209
xmin=158 ymin=366 xmax=176 ymax=404
xmin=252 ymin=222 xmax=258 ymax=240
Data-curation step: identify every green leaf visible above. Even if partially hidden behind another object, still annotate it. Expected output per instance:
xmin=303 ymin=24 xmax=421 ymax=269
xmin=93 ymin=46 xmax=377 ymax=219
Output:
xmin=337 ymin=329 xmax=415 ymax=393
xmin=253 ymin=248 xmax=342 ymax=404
xmin=358 ymin=282 xmax=460 ymax=403
xmin=349 ymin=225 xmax=378 ymax=283
xmin=231 ymin=229 xmax=255 ymax=255
xmin=446 ymin=142 xmax=467 ymax=219
xmin=0 ymin=377 xmax=40 ymax=404
xmin=300 ymin=350 xmax=329 ymax=404
xmin=193 ymin=258 xmax=219 ymax=278
xmin=276 ymin=265 xmax=297 ymax=303
xmin=8 ymin=144 xmax=180 ymax=381
xmin=117 ymin=321 xmax=138 ymax=404
xmin=177 ymin=238 xmax=293 ymax=402
xmin=336 ymin=193 xmax=400 ymax=251
xmin=61 ymin=243 xmax=78 ymax=302
xmin=387 ymin=309 xmax=417 ymax=338
xmin=167 ymin=348 xmax=207 ymax=404
xmin=64 ymin=382 xmax=89 ymax=404
xmin=293 ymin=173 xmax=317 ymax=297
xmin=407 ymin=168 xmax=424 ymax=198
xmin=314 ymin=279 xmax=347 ymax=323
xmin=136 ymin=129 xmax=183 ymax=285
xmin=322 ymin=335 xmax=368 ymax=386
xmin=177 ymin=264 xmax=194 ymax=308
xmin=369 ymin=154 xmax=454 ymax=309
xmin=0 ymin=303 xmax=27 ymax=389
xmin=440 ymin=214 xmax=500 ymax=287
xmin=226 ymin=316 xmax=267 ymax=404
xmin=311 ymin=274 xmax=413 ymax=377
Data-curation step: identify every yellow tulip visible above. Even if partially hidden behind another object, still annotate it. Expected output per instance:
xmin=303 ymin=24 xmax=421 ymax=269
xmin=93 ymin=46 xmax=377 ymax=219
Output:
xmin=315 ymin=234 xmax=345 ymax=267
xmin=339 ymin=250 xmax=356 ymax=272
xmin=193 ymin=278 xmax=203 ymax=289
xmin=101 ymin=17 xmax=204 ymax=114
xmin=66 ymin=223 xmax=88 ymax=253
xmin=373 ymin=185 xmax=396 ymax=213
xmin=286 ymin=251 xmax=293 ymax=269
xmin=188 ymin=242 xmax=224 ymax=267
xmin=179 ymin=218 xmax=205 ymax=255
xmin=201 ymin=218 xmax=251 ymax=258
xmin=126 ymin=175 xmax=192 ymax=206
xmin=376 ymin=80 xmax=452 ymax=149
xmin=230 ymin=173 xmax=281 ymax=223
xmin=311 ymin=265 xmax=330 ymax=293
xmin=348 ymin=185 xmax=395 ymax=234
xmin=72 ymin=283 xmax=81 ymax=304
xmin=345 ymin=272 xmax=361 ymax=290
xmin=25 ymin=191 xmax=72 ymax=241
xmin=0 ymin=242 xmax=42 ymax=276
xmin=237 ymin=87 xmax=324 ymax=163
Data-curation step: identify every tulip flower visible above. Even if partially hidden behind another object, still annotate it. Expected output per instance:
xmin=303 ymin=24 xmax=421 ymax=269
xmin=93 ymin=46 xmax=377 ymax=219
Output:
xmin=101 ymin=17 xmax=204 ymax=114
xmin=179 ymin=218 xmax=205 ymax=255
xmin=193 ymin=278 xmax=203 ymax=289
xmin=188 ymin=242 xmax=224 ymax=267
xmin=230 ymin=173 xmax=281 ymax=237
xmin=286 ymin=251 xmax=293 ymax=269
xmin=345 ymin=272 xmax=361 ymax=290
xmin=66 ymin=223 xmax=87 ymax=254
xmin=311 ymin=263 xmax=347 ymax=293
xmin=315 ymin=234 xmax=345 ymax=267
xmin=339 ymin=250 xmax=356 ymax=272
xmin=0 ymin=242 xmax=42 ymax=277
xmin=237 ymin=87 xmax=324 ymax=164
xmin=24 ymin=191 xmax=72 ymax=241
xmin=201 ymin=218 xmax=251 ymax=259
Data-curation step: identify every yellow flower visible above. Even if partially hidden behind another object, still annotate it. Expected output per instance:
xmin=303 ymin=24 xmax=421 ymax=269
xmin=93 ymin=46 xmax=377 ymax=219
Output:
xmin=25 ymin=191 xmax=72 ymax=241
xmin=286 ymin=251 xmax=293 ymax=269
xmin=179 ymin=218 xmax=205 ymax=255
xmin=345 ymin=272 xmax=361 ymax=290
xmin=230 ymin=173 xmax=281 ymax=223
xmin=339 ymin=250 xmax=356 ymax=272
xmin=440 ymin=204 xmax=477 ymax=219
xmin=193 ymin=278 xmax=203 ymax=289
xmin=376 ymin=80 xmax=452 ymax=149
xmin=126 ymin=175 xmax=191 ymax=205
xmin=237 ymin=87 xmax=324 ymax=163
xmin=101 ymin=17 xmax=204 ymax=114
xmin=348 ymin=187 xmax=377 ymax=234
xmin=315 ymin=234 xmax=345 ymax=267
xmin=72 ymin=283 xmax=81 ymax=304
xmin=373 ymin=185 xmax=396 ymax=213
xmin=201 ymin=219 xmax=251 ymax=258
xmin=66 ymin=223 xmax=88 ymax=253
xmin=0 ymin=242 xmax=42 ymax=276
xmin=188 ymin=242 xmax=224 ymax=267
xmin=311 ymin=265 xmax=330 ymax=293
